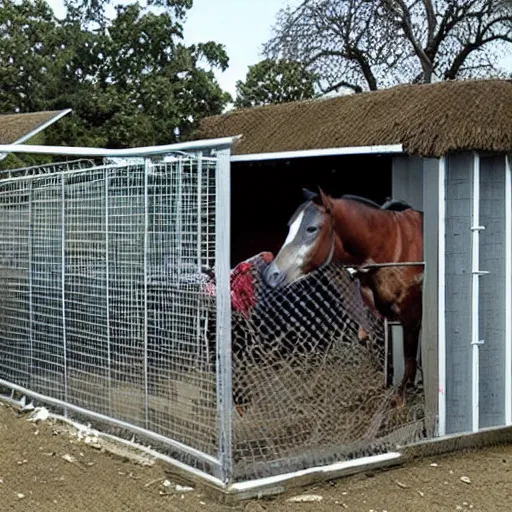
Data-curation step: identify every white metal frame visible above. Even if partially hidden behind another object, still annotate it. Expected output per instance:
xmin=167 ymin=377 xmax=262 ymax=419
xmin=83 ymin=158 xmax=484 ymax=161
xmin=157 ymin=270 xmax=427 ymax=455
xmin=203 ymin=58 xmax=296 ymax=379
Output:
xmin=215 ymin=147 xmax=233 ymax=484
xmin=230 ymin=144 xmax=404 ymax=162
xmin=0 ymin=137 xmax=238 ymax=158
xmin=438 ymin=156 xmax=447 ymax=437
xmin=470 ymin=152 xmax=487 ymax=433
xmin=0 ymin=136 xmax=238 ymax=485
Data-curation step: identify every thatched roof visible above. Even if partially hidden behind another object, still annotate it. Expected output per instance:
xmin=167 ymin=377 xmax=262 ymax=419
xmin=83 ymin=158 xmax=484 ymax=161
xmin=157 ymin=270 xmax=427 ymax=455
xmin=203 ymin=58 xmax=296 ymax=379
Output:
xmin=0 ymin=110 xmax=71 ymax=145
xmin=195 ymin=79 xmax=512 ymax=158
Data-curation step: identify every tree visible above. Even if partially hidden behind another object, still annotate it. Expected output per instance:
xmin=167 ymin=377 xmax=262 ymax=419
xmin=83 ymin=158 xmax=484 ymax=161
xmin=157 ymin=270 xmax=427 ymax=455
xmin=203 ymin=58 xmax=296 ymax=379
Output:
xmin=0 ymin=0 xmax=231 ymax=148
xmin=234 ymin=59 xmax=318 ymax=108
xmin=263 ymin=0 xmax=512 ymax=93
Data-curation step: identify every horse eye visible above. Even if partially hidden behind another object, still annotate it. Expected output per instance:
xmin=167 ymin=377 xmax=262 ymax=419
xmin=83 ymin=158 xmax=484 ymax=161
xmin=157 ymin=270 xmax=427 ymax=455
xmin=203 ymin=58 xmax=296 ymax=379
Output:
xmin=306 ymin=226 xmax=318 ymax=234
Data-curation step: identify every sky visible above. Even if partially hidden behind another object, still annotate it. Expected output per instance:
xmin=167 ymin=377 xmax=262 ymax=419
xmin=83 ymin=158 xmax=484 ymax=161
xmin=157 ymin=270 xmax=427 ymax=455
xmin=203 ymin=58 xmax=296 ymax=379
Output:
xmin=46 ymin=0 xmax=512 ymax=98
xmin=46 ymin=0 xmax=300 ymax=98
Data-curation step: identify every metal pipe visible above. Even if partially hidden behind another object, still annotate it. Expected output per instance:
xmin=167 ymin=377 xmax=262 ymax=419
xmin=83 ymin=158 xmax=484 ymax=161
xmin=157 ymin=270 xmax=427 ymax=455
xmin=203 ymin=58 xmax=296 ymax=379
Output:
xmin=104 ymin=169 xmax=112 ymax=415
xmin=0 ymin=136 xmax=240 ymax=158
xmin=230 ymin=144 xmax=404 ymax=162
xmin=215 ymin=147 xmax=233 ymax=485
xmin=143 ymin=158 xmax=150 ymax=428
xmin=438 ymin=156 xmax=447 ymax=437
xmin=61 ymin=174 xmax=68 ymax=415
xmin=28 ymin=182 xmax=34 ymax=388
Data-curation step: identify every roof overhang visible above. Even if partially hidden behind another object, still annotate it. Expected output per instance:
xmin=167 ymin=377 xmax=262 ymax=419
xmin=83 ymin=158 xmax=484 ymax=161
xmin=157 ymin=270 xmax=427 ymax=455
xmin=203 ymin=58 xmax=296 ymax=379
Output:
xmin=0 ymin=109 xmax=72 ymax=161
xmin=230 ymin=144 xmax=404 ymax=162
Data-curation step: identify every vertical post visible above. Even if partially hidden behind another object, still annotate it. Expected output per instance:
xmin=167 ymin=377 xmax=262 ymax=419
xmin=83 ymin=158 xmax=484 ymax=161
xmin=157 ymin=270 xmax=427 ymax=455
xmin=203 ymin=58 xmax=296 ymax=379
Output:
xmin=471 ymin=152 xmax=483 ymax=433
xmin=505 ymin=155 xmax=512 ymax=426
xmin=438 ymin=156 xmax=447 ymax=437
xmin=28 ymin=181 xmax=34 ymax=388
xmin=105 ymin=169 xmax=112 ymax=414
xmin=383 ymin=318 xmax=389 ymax=387
xmin=176 ymin=159 xmax=183 ymax=281
xmin=144 ymin=158 xmax=150 ymax=428
xmin=215 ymin=147 xmax=233 ymax=485
xmin=196 ymin=154 xmax=207 ymax=365
xmin=61 ymin=174 xmax=68 ymax=413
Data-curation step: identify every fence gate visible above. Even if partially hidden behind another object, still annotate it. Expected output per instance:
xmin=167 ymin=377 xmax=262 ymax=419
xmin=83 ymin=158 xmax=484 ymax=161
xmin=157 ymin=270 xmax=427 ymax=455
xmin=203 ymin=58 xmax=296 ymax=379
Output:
xmin=0 ymin=142 xmax=234 ymax=484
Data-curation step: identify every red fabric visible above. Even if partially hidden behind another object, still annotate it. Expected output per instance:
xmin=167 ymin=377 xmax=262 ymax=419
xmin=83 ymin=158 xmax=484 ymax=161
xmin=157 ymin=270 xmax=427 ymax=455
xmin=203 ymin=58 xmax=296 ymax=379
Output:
xmin=204 ymin=252 xmax=274 ymax=318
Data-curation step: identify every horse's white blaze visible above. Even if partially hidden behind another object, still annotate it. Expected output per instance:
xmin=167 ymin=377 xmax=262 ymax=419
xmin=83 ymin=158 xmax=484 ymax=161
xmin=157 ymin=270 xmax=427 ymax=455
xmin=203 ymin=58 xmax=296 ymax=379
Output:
xmin=296 ymin=243 xmax=310 ymax=267
xmin=284 ymin=210 xmax=304 ymax=247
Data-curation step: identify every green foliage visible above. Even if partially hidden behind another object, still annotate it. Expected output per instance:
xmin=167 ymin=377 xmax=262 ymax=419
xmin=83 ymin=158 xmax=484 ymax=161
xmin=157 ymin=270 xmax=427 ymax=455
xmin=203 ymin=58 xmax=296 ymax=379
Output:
xmin=235 ymin=59 xmax=318 ymax=108
xmin=0 ymin=0 xmax=231 ymax=148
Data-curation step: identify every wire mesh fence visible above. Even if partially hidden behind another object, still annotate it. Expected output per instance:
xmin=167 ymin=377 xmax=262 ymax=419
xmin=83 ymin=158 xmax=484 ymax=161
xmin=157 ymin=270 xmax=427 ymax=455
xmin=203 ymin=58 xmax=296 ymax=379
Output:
xmin=204 ymin=252 xmax=429 ymax=482
xmin=0 ymin=155 xmax=223 ymax=478
xmin=0 ymin=149 xmax=431 ymax=488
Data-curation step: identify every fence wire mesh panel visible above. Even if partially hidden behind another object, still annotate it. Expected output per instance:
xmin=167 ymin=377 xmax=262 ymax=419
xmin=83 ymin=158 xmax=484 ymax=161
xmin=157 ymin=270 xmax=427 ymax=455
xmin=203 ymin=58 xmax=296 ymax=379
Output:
xmin=0 ymin=155 xmax=222 ymax=477
xmin=0 ymin=149 xmax=434 ymax=487
xmin=207 ymin=253 xmax=430 ymax=482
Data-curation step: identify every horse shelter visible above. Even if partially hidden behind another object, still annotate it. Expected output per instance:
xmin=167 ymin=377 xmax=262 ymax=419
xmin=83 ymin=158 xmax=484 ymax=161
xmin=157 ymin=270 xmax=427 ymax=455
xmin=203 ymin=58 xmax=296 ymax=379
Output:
xmin=0 ymin=78 xmax=511 ymax=497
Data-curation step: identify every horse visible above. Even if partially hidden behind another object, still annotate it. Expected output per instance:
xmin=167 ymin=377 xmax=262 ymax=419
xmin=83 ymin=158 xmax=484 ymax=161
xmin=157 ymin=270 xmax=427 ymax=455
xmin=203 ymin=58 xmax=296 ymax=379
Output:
xmin=262 ymin=188 xmax=424 ymax=406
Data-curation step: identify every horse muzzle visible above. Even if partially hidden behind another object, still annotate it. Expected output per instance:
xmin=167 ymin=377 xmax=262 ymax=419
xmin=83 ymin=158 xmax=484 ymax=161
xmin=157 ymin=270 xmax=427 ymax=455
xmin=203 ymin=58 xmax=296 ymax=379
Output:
xmin=262 ymin=262 xmax=287 ymax=289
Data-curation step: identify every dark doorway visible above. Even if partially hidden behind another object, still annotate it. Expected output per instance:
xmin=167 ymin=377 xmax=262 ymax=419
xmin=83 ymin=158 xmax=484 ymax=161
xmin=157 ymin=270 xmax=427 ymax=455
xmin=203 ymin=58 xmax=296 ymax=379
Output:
xmin=230 ymin=153 xmax=393 ymax=265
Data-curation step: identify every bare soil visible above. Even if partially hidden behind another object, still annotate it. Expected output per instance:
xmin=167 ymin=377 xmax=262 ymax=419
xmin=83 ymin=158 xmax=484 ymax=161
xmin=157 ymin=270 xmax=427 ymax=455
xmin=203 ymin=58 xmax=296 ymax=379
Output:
xmin=0 ymin=401 xmax=511 ymax=512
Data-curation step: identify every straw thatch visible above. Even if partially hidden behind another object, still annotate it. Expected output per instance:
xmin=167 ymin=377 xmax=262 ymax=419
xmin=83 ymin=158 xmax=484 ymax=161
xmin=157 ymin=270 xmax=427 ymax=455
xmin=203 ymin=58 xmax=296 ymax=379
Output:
xmin=195 ymin=79 xmax=512 ymax=158
xmin=0 ymin=110 xmax=69 ymax=145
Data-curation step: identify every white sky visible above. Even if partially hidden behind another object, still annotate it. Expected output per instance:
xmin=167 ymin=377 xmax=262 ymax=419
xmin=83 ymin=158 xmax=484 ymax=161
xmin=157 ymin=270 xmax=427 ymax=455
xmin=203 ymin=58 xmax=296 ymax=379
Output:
xmin=46 ymin=0 xmax=512 ymax=98
xmin=46 ymin=0 xmax=300 ymax=97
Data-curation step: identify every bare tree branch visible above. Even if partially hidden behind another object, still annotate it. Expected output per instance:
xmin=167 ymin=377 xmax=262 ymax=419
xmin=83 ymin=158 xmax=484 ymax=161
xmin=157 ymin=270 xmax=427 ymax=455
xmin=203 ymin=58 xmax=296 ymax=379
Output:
xmin=263 ymin=0 xmax=512 ymax=93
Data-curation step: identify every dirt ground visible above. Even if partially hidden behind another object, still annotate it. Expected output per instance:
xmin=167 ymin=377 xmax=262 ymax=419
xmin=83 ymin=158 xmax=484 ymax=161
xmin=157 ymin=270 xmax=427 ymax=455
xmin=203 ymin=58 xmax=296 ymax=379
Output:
xmin=0 ymin=402 xmax=511 ymax=512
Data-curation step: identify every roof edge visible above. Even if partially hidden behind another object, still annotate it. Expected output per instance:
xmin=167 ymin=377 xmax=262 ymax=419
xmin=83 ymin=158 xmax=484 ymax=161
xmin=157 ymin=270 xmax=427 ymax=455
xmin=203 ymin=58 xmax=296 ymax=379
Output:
xmin=230 ymin=144 xmax=404 ymax=161
xmin=11 ymin=109 xmax=72 ymax=146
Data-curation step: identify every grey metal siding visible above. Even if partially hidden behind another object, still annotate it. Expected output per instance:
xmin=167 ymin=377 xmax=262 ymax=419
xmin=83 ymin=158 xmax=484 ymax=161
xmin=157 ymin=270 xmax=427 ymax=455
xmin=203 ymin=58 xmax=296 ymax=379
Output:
xmin=392 ymin=155 xmax=424 ymax=210
xmin=444 ymin=152 xmax=473 ymax=434
xmin=478 ymin=155 xmax=506 ymax=428
xmin=421 ymin=157 xmax=440 ymax=431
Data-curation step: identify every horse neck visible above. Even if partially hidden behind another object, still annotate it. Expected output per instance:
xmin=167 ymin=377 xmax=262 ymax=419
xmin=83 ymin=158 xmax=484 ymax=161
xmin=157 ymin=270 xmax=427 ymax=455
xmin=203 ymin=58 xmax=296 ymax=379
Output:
xmin=331 ymin=199 xmax=396 ymax=264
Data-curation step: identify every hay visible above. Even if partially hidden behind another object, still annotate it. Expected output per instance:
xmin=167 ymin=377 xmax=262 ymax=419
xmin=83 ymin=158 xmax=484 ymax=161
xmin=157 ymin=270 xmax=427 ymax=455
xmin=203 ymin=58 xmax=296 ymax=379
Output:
xmin=194 ymin=79 xmax=512 ymax=158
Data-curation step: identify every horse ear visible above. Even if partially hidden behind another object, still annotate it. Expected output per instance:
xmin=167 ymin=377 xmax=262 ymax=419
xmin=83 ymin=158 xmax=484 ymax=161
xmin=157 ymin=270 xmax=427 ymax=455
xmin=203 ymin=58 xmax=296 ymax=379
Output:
xmin=302 ymin=188 xmax=319 ymax=202
xmin=318 ymin=187 xmax=334 ymax=213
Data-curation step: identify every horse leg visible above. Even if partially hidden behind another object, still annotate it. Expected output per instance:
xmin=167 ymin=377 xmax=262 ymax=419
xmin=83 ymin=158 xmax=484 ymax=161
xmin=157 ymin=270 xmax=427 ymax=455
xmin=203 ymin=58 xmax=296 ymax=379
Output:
xmin=392 ymin=321 xmax=421 ymax=408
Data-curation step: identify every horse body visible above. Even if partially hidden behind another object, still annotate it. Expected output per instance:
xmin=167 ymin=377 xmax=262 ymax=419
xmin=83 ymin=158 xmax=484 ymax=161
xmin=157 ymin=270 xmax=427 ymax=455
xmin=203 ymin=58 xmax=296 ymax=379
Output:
xmin=264 ymin=188 xmax=424 ymax=405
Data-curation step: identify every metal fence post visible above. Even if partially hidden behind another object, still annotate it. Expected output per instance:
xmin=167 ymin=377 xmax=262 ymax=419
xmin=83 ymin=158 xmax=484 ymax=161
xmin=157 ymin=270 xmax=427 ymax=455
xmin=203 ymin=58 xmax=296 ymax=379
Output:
xmin=215 ymin=147 xmax=233 ymax=485
xmin=105 ymin=169 xmax=112 ymax=415
xmin=61 ymin=173 xmax=68 ymax=414
xmin=28 ymin=181 xmax=34 ymax=388
xmin=144 ymin=158 xmax=150 ymax=428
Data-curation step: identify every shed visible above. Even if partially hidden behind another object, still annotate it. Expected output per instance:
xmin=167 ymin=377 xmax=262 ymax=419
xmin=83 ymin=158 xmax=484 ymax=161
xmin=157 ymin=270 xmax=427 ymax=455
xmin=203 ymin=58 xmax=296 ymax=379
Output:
xmin=194 ymin=78 xmax=512 ymax=438
xmin=0 ymin=109 xmax=71 ymax=161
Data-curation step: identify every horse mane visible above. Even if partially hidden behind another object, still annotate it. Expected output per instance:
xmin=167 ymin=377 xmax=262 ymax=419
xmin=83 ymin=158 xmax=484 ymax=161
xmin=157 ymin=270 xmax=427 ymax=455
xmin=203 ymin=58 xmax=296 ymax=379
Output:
xmin=341 ymin=194 xmax=381 ymax=209
xmin=292 ymin=192 xmax=415 ymax=225
xmin=342 ymin=194 xmax=413 ymax=212
xmin=381 ymin=198 xmax=413 ymax=211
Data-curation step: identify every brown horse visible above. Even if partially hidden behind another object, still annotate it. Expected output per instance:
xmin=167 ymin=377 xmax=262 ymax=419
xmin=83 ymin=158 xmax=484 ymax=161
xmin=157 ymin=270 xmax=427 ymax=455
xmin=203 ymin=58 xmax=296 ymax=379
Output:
xmin=263 ymin=188 xmax=424 ymax=406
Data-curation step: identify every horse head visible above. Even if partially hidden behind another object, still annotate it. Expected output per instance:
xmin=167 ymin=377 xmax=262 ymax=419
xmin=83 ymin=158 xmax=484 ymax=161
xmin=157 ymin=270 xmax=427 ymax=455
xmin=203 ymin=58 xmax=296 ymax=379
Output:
xmin=263 ymin=187 xmax=339 ymax=289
